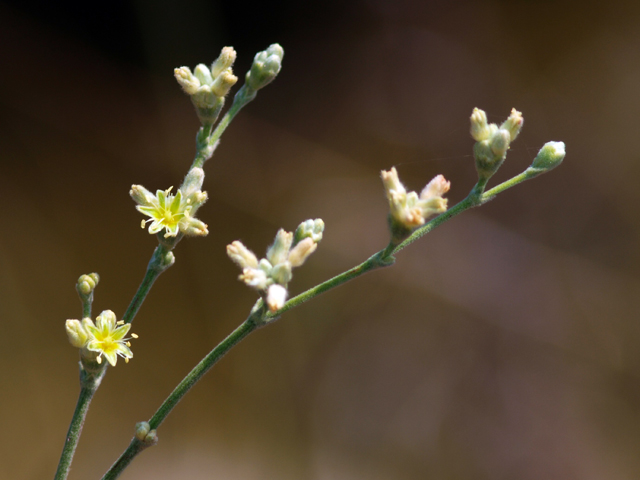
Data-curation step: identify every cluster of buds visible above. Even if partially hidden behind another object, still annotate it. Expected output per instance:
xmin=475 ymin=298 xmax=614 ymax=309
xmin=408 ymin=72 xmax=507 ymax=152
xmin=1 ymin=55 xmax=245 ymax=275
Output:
xmin=76 ymin=273 xmax=99 ymax=296
xmin=381 ymin=167 xmax=450 ymax=242
xmin=131 ymin=167 xmax=208 ymax=239
xmin=227 ymin=219 xmax=324 ymax=312
xmin=174 ymin=47 xmax=238 ymax=124
xmin=65 ymin=310 xmax=137 ymax=367
xmin=245 ymin=44 xmax=284 ymax=92
xmin=470 ymin=108 xmax=524 ymax=181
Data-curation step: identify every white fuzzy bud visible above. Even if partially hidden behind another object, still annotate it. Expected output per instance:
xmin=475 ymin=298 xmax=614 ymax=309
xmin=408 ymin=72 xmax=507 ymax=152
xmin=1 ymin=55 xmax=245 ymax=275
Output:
xmin=227 ymin=241 xmax=259 ymax=269
xmin=266 ymin=284 xmax=288 ymax=312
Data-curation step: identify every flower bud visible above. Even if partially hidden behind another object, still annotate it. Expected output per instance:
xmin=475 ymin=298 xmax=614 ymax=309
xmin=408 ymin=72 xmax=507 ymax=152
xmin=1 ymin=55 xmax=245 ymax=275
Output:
xmin=211 ymin=70 xmax=238 ymax=97
xmin=180 ymin=168 xmax=205 ymax=199
xmin=135 ymin=422 xmax=151 ymax=441
xmin=529 ymin=141 xmax=566 ymax=172
xmin=266 ymin=229 xmax=293 ymax=266
xmin=194 ymin=64 xmax=213 ymax=85
xmin=130 ymin=185 xmax=156 ymax=207
xmin=500 ymin=108 xmax=524 ymax=141
xmin=293 ymin=218 xmax=325 ymax=245
xmin=227 ymin=241 xmax=259 ymax=269
xmin=66 ymin=319 xmax=89 ymax=348
xmin=489 ymin=129 xmax=511 ymax=158
xmin=174 ymin=67 xmax=200 ymax=95
xmin=270 ymin=262 xmax=293 ymax=285
xmin=76 ymin=273 xmax=99 ymax=296
xmin=266 ymin=284 xmax=288 ymax=312
xmin=246 ymin=44 xmax=284 ymax=91
xmin=288 ymin=237 xmax=317 ymax=267
xmin=420 ymin=175 xmax=450 ymax=200
xmin=211 ymin=46 xmax=237 ymax=78
xmin=470 ymin=108 xmax=491 ymax=142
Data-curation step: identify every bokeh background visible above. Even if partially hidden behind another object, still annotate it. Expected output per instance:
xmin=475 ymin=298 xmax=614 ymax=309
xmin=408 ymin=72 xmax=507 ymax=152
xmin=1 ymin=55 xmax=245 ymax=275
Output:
xmin=2 ymin=0 xmax=640 ymax=478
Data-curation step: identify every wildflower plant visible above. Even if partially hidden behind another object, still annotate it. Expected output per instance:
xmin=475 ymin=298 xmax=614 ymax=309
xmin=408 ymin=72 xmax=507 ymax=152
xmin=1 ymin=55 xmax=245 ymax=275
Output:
xmin=53 ymin=43 xmax=566 ymax=480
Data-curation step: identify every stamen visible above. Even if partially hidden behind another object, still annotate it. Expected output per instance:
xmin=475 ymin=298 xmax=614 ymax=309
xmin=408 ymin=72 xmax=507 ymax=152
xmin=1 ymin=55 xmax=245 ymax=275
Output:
xmin=117 ymin=320 xmax=125 ymax=325
xmin=131 ymin=333 xmax=139 ymax=338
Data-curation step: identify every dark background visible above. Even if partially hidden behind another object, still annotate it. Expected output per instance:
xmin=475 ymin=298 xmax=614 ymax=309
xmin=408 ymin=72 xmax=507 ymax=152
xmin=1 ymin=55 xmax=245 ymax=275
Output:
xmin=2 ymin=0 xmax=640 ymax=478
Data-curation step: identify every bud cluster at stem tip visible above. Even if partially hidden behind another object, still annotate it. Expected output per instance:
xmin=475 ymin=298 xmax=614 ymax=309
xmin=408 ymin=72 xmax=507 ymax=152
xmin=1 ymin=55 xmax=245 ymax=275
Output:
xmin=174 ymin=47 xmax=239 ymax=124
xmin=381 ymin=167 xmax=450 ymax=243
xmin=227 ymin=219 xmax=324 ymax=312
xmin=76 ymin=273 xmax=99 ymax=296
xmin=470 ymin=108 xmax=523 ymax=182
xmin=245 ymin=44 xmax=284 ymax=91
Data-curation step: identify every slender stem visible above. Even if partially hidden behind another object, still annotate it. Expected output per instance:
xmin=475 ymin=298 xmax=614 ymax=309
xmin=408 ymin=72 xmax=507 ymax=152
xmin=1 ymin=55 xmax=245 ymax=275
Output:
xmin=54 ymin=367 xmax=106 ymax=480
xmin=268 ymin=254 xmax=384 ymax=318
xmin=122 ymin=244 xmax=173 ymax=324
xmin=191 ymin=85 xmax=257 ymax=170
xmin=80 ymin=294 xmax=92 ymax=319
xmin=102 ymin=317 xmax=258 ymax=480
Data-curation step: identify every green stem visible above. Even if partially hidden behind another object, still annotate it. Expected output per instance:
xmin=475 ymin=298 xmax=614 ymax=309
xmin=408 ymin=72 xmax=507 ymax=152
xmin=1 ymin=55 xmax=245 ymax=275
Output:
xmin=269 ymin=253 xmax=388 ymax=318
xmin=122 ymin=244 xmax=173 ymax=324
xmin=53 ymin=366 xmax=106 ymax=480
xmin=81 ymin=295 xmax=92 ymax=319
xmin=190 ymin=85 xmax=257 ymax=170
xmin=101 ymin=317 xmax=258 ymax=480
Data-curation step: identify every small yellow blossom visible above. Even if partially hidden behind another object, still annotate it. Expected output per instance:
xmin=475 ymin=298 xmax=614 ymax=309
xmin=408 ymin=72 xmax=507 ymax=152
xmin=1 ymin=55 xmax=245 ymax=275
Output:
xmin=131 ymin=185 xmax=208 ymax=238
xmin=82 ymin=310 xmax=137 ymax=367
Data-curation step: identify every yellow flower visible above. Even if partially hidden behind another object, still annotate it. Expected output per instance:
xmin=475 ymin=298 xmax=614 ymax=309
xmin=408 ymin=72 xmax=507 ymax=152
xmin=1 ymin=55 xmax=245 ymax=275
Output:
xmin=82 ymin=310 xmax=137 ymax=366
xmin=131 ymin=184 xmax=208 ymax=238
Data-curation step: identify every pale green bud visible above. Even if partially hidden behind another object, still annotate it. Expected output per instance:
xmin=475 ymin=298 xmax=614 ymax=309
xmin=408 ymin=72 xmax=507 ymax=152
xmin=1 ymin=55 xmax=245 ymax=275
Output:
xmin=270 ymin=262 xmax=293 ymax=285
xmin=500 ymin=108 xmax=524 ymax=141
xmin=529 ymin=141 xmax=565 ymax=172
xmin=470 ymin=108 xmax=491 ymax=142
xmin=211 ymin=46 xmax=237 ymax=78
xmin=194 ymin=64 xmax=213 ymax=85
xmin=293 ymin=218 xmax=325 ymax=245
xmin=246 ymin=44 xmax=284 ymax=91
xmin=490 ymin=129 xmax=511 ymax=158
xmin=66 ymin=319 xmax=89 ymax=348
xmin=76 ymin=273 xmax=99 ymax=295
xmin=266 ymin=229 xmax=293 ymax=266
xmin=135 ymin=422 xmax=151 ymax=441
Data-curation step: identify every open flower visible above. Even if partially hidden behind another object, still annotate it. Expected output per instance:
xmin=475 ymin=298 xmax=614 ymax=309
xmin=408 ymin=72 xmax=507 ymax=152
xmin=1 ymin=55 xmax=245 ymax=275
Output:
xmin=131 ymin=176 xmax=208 ymax=238
xmin=82 ymin=310 xmax=137 ymax=366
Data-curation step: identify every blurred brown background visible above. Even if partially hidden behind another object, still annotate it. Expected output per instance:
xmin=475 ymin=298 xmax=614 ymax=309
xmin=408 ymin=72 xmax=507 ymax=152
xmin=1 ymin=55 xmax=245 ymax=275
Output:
xmin=2 ymin=0 xmax=640 ymax=478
